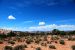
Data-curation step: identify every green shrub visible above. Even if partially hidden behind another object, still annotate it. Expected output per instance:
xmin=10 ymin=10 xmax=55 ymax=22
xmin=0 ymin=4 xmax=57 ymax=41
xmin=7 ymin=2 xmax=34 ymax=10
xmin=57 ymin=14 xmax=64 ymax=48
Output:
xmin=35 ymin=40 xmax=40 ymax=44
xmin=68 ymin=38 xmax=75 ymax=41
xmin=26 ymin=40 xmax=31 ymax=44
xmin=59 ymin=40 xmax=65 ymax=45
xmin=36 ymin=47 xmax=41 ymax=50
xmin=4 ymin=46 xmax=13 ymax=50
xmin=0 ymin=40 xmax=3 ymax=44
xmin=14 ymin=45 xmax=24 ymax=50
xmin=39 ymin=39 xmax=42 ymax=41
xmin=51 ymin=35 xmax=59 ymax=40
xmin=41 ymin=43 xmax=44 ymax=46
xmin=49 ymin=45 xmax=56 ymax=49
xmin=47 ymin=41 xmax=51 ymax=44
xmin=29 ymin=39 xmax=34 ymax=42
xmin=64 ymin=35 xmax=69 ymax=38
xmin=41 ymin=43 xmax=47 ymax=46
xmin=43 ymin=36 xmax=47 ymax=41
xmin=72 ymin=45 xmax=75 ymax=50
xmin=8 ymin=40 xmax=15 ymax=45
xmin=23 ymin=44 xmax=28 ymax=48
xmin=16 ymin=37 xmax=22 ymax=42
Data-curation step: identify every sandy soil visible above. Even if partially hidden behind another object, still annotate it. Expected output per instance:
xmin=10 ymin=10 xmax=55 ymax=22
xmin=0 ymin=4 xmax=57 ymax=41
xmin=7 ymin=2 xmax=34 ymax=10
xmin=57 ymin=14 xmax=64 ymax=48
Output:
xmin=0 ymin=35 xmax=75 ymax=50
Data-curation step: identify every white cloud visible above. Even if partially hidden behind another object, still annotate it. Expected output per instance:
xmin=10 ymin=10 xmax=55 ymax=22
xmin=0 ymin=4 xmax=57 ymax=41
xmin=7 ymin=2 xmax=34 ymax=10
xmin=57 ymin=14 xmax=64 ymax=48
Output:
xmin=1 ymin=27 xmax=18 ymax=31
xmin=27 ymin=24 xmax=75 ymax=31
xmin=39 ymin=22 xmax=45 ymax=26
xmin=1 ymin=24 xmax=75 ymax=31
xmin=8 ymin=15 xmax=16 ymax=20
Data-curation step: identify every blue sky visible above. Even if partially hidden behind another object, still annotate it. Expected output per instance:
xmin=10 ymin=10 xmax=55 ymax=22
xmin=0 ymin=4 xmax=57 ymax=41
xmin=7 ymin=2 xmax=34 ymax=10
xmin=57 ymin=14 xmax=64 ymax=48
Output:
xmin=0 ymin=0 xmax=75 ymax=31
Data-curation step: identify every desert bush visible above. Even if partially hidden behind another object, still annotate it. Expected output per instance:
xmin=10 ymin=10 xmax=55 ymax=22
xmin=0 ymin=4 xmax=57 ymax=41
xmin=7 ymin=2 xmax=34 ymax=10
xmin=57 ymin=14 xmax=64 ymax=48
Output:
xmin=8 ymin=40 xmax=15 ymax=45
xmin=68 ymin=38 xmax=75 ymax=41
xmin=4 ymin=46 xmax=13 ymax=50
xmin=55 ymin=41 xmax=58 ymax=43
xmin=49 ymin=45 xmax=56 ymax=49
xmin=36 ymin=47 xmax=41 ymax=50
xmin=26 ymin=37 xmax=34 ymax=44
xmin=43 ymin=36 xmax=47 ymax=41
xmin=16 ymin=37 xmax=20 ymax=39
xmin=51 ymin=35 xmax=59 ymax=40
xmin=0 ymin=40 xmax=3 ymax=44
xmin=72 ymin=45 xmax=75 ymax=50
xmin=59 ymin=40 xmax=65 ymax=45
xmin=41 ymin=42 xmax=47 ymax=46
xmin=71 ymin=38 xmax=75 ymax=41
xmin=26 ymin=40 xmax=31 ymax=44
xmin=39 ymin=38 xmax=42 ymax=41
xmin=16 ymin=37 xmax=22 ymax=42
xmin=64 ymin=35 xmax=69 ymax=38
xmin=68 ymin=37 xmax=72 ymax=40
xmin=14 ymin=45 xmax=24 ymax=50
xmin=41 ymin=42 xmax=44 ymax=46
xmin=47 ymin=41 xmax=51 ymax=44
xmin=35 ymin=40 xmax=40 ymax=44
xmin=30 ymin=39 xmax=34 ymax=42
xmin=23 ymin=44 xmax=28 ymax=48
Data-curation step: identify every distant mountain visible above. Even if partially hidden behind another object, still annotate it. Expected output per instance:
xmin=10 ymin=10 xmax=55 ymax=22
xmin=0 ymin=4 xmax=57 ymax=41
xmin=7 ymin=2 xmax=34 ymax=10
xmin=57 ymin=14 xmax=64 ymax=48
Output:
xmin=0 ymin=29 xmax=12 ymax=34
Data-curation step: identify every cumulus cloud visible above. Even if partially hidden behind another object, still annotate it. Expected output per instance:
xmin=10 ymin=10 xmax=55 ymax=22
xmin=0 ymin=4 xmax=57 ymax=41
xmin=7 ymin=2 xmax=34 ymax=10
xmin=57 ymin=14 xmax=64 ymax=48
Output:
xmin=39 ymin=22 xmax=45 ymax=26
xmin=8 ymin=15 xmax=16 ymax=20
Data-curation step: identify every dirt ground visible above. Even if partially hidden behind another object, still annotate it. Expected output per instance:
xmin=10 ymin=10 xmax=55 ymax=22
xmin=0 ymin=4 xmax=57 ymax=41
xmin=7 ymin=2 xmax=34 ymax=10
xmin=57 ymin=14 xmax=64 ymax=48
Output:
xmin=0 ymin=35 xmax=75 ymax=50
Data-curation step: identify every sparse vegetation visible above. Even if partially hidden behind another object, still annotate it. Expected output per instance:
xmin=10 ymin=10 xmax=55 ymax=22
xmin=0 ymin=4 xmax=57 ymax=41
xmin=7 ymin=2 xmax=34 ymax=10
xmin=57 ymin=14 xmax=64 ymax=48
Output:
xmin=8 ymin=40 xmax=15 ymax=45
xmin=51 ymin=35 xmax=59 ymax=40
xmin=49 ymin=45 xmax=56 ymax=49
xmin=0 ymin=40 xmax=3 ymax=44
xmin=14 ymin=45 xmax=25 ymax=50
xmin=26 ymin=39 xmax=32 ymax=44
xmin=41 ymin=42 xmax=47 ymax=46
xmin=47 ymin=41 xmax=51 ymax=44
xmin=68 ymin=37 xmax=75 ymax=41
xmin=59 ymin=40 xmax=65 ymax=45
xmin=4 ymin=46 xmax=13 ymax=50
xmin=43 ymin=36 xmax=47 ymax=41
xmin=23 ymin=44 xmax=28 ymax=48
xmin=36 ymin=47 xmax=41 ymax=50
xmin=72 ymin=45 xmax=75 ymax=50
xmin=0 ymin=29 xmax=75 ymax=50
xmin=35 ymin=39 xmax=40 ymax=44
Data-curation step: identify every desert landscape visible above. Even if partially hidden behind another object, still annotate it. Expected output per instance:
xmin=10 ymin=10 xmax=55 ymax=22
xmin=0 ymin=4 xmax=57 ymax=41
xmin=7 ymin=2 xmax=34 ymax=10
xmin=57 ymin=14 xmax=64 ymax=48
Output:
xmin=0 ymin=0 xmax=75 ymax=50
xmin=0 ymin=29 xmax=75 ymax=50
